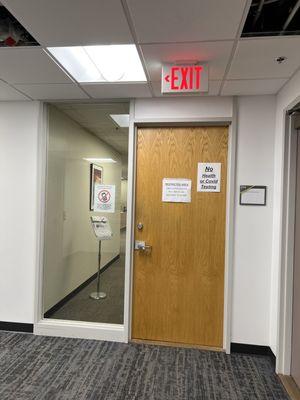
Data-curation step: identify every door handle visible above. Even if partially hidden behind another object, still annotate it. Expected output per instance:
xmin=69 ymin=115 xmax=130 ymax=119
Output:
xmin=139 ymin=244 xmax=152 ymax=252
xmin=135 ymin=240 xmax=152 ymax=253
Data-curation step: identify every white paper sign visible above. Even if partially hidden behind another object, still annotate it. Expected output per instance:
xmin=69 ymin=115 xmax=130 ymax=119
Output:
xmin=162 ymin=178 xmax=191 ymax=203
xmin=94 ymin=184 xmax=115 ymax=213
xmin=197 ymin=163 xmax=221 ymax=192
xmin=240 ymin=186 xmax=266 ymax=205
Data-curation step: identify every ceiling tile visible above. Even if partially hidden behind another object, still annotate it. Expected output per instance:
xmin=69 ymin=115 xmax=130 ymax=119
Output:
xmin=0 ymin=80 xmax=30 ymax=100
xmin=221 ymin=79 xmax=287 ymax=96
xmin=53 ymin=102 xmax=129 ymax=155
xmin=0 ymin=48 xmax=72 ymax=84
xmin=14 ymin=84 xmax=89 ymax=100
xmin=228 ymin=37 xmax=300 ymax=80
xmin=151 ymin=80 xmax=221 ymax=97
xmin=81 ymin=83 xmax=152 ymax=98
xmin=141 ymin=41 xmax=234 ymax=81
xmin=127 ymin=0 xmax=248 ymax=43
xmin=2 ymin=0 xmax=133 ymax=46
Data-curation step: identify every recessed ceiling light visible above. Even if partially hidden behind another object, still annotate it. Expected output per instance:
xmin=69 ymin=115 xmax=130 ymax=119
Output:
xmin=47 ymin=45 xmax=147 ymax=83
xmin=83 ymin=158 xmax=117 ymax=164
xmin=110 ymin=114 xmax=130 ymax=128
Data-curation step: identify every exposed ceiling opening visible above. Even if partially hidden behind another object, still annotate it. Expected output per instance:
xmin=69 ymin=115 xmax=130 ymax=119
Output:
xmin=0 ymin=3 xmax=39 ymax=46
xmin=242 ymin=0 xmax=300 ymax=37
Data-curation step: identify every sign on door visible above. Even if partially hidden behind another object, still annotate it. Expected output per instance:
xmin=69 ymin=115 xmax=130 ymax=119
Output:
xmin=162 ymin=178 xmax=192 ymax=203
xmin=197 ymin=163 xmax=221 ymax=192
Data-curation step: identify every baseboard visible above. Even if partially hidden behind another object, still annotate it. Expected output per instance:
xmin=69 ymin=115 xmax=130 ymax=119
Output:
xmin=0 ymin=321 xmax=34 ymax=333
xmin=279 ymin=374 xmax=300 ymax=400
xmin=231 ymin=343 xmax=276 ymax=365
xmin=44 ymin=254 xmax=120 ymax=318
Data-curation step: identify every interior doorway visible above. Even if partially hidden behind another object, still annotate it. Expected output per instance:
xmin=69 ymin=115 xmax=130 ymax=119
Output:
xmin=132 ymin=126 xmax=228 ymax=348
xmin=290 ymin=113 xmax=300 ymax=391
xmin=279 ymin=108 xmax=300 ymax=398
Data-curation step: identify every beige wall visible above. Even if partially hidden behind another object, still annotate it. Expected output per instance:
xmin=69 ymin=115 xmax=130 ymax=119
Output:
xmin=44 ymin=106 xmax=122 ymax=312
xmin=121 ymin=179 xmax=128 ymax=210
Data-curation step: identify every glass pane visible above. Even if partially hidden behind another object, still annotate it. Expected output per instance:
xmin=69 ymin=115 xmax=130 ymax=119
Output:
xmin=43 ymin=102 xmax=129 ymax=324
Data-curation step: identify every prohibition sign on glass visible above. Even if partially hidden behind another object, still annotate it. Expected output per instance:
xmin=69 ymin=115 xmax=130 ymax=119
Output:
xmin=98 ymin=190 xmax=111 ymax=203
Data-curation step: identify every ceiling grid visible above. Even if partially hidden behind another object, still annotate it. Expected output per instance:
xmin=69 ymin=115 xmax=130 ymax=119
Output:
xmin=0 ymin=0 xmax=299 ymax=99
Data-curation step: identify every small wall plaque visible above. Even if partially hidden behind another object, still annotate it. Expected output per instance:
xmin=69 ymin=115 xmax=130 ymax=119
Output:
xmin=240 ymin=185 xmax=267 ymax=206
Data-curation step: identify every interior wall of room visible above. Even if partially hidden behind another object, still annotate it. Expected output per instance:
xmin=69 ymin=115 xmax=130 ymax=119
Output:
xmin=133 ymin=96 xmax=277 ymax=347
xmin=44 ymin=106 xmax=122 ymax=312
xmin=0 ymin=101 xmax=40 ymax=324
xmin=0 ymin=96 xmax=279 ymax=349
xmin=121 ymin=180 xmax=128 ymax=210
xmin=232 ymin=95 xmax=276 ymax=346
xmin=134 ymin=97 xmax=233 ymax=120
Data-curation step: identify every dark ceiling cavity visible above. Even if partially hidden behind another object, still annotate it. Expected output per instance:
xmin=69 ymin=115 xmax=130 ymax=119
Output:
xmin=0 ymin=5 xmax=39 ymax=46
xmin=242 ymin=0 xmax=300 ymax=37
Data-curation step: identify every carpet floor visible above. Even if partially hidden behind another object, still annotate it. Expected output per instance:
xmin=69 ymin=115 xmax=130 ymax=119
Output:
xmin=0 ymin=332 xmax=289 ymax=400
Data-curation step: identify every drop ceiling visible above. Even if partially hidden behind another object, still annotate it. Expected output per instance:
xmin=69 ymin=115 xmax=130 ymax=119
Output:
xmin=54 ymin=102 xmax=129 ymax=157
xmin=0 ymin=0 xmax=299 ymax=99
xmin=242 ymin=0 xmax=300 ymax=37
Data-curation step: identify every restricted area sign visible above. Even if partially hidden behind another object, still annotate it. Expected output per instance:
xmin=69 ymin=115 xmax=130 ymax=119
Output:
xmin=94 ymin=184 xmax=115 ymax=213
xmin=161 ymin=63 xmax=208 ymax=94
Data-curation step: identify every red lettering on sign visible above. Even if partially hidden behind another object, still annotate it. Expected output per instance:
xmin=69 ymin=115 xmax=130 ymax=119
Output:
xmin=180 ymin=67 xmax=189 ymax=90
xmin=195 ymin=66 xmax=203 ymax=89
xmin=189 ymin=66 xmax=194 ymax=89
xmin=171 ymin=66 xmax=179 ymax=90
xmin=163 ymin=65 xmax=205 ymax=92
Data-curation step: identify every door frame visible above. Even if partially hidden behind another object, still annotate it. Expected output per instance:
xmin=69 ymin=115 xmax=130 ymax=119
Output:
xmin=34 ymin=99 xmax=237 ymax=350
xmin=34 ymin=102 xmax=128 ymax=342
xmin=277 ymin=109 xmax=300 ymax=374
xmin=125 ymin=100 xmax=237 ymax=353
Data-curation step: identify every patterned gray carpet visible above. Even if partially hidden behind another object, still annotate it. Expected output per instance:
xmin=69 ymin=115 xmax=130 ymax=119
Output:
xmin=0 ymin=332 xmax=289 ymax=400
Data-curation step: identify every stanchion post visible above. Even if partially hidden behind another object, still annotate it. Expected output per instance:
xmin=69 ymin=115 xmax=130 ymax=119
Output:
xmin=90 ymin=240 xmax=107 ymax=300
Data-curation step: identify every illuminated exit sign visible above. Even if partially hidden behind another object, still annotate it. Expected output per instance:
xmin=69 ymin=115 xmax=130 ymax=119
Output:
xmin=161 ymin=64 xmax=208 ymax=94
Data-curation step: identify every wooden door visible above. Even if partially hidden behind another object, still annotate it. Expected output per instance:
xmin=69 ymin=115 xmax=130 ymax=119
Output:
xmin=132 ymin=126 xmax=228 ymax=348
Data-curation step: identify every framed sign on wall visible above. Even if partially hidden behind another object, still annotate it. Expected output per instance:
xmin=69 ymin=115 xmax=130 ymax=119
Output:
xmin=90 ymin=164 xmax=103 ymax=210
xmin=240 ymin=185 xmax=267 ymax=206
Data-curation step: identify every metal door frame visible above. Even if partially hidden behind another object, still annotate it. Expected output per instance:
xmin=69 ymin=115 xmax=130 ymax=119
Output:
xmin=125 ymin=100 xmax=237 ymax=353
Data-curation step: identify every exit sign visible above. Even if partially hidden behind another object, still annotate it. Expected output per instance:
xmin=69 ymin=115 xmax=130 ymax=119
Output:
xmin=161 ymin=64 xmax=208 ymax=94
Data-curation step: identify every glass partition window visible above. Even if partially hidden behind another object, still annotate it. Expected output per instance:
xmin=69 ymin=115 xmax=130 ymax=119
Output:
xmin=43 ymin=103 xmax=129 ymax=324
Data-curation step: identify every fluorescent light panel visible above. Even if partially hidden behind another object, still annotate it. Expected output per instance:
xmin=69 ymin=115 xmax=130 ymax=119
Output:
xmin=110 ymin=114 xmax=130 ymax=128
xmin=47 ymin=45 xmax=147 ymax=83
xmin=83 ymin=158 xmax=117 ymax=163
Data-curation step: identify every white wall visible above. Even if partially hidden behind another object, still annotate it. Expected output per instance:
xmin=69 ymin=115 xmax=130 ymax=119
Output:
xmin=44 ymin=106 xmax=122 ymax=311
xmin=232 ymin=96 xmax=276 ymax=346
xmin=271 ymin=69 xmax=300 ymax=357
xmin=134 ymin=97 xmax=233 ymax=120
xmin=0 ymin=101 xmax=40 ymax=324
xmin=121 ymin=180 xmax=128 ymax=210
xmin=0 ymin=96 xmax=279 ymax=349
xmin=134 ymin=96 xmax=277 ymax=347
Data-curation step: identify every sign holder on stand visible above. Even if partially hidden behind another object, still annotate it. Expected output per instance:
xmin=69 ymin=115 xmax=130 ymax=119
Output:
xmin=89 ymin=216 xmax=113 ymax=300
